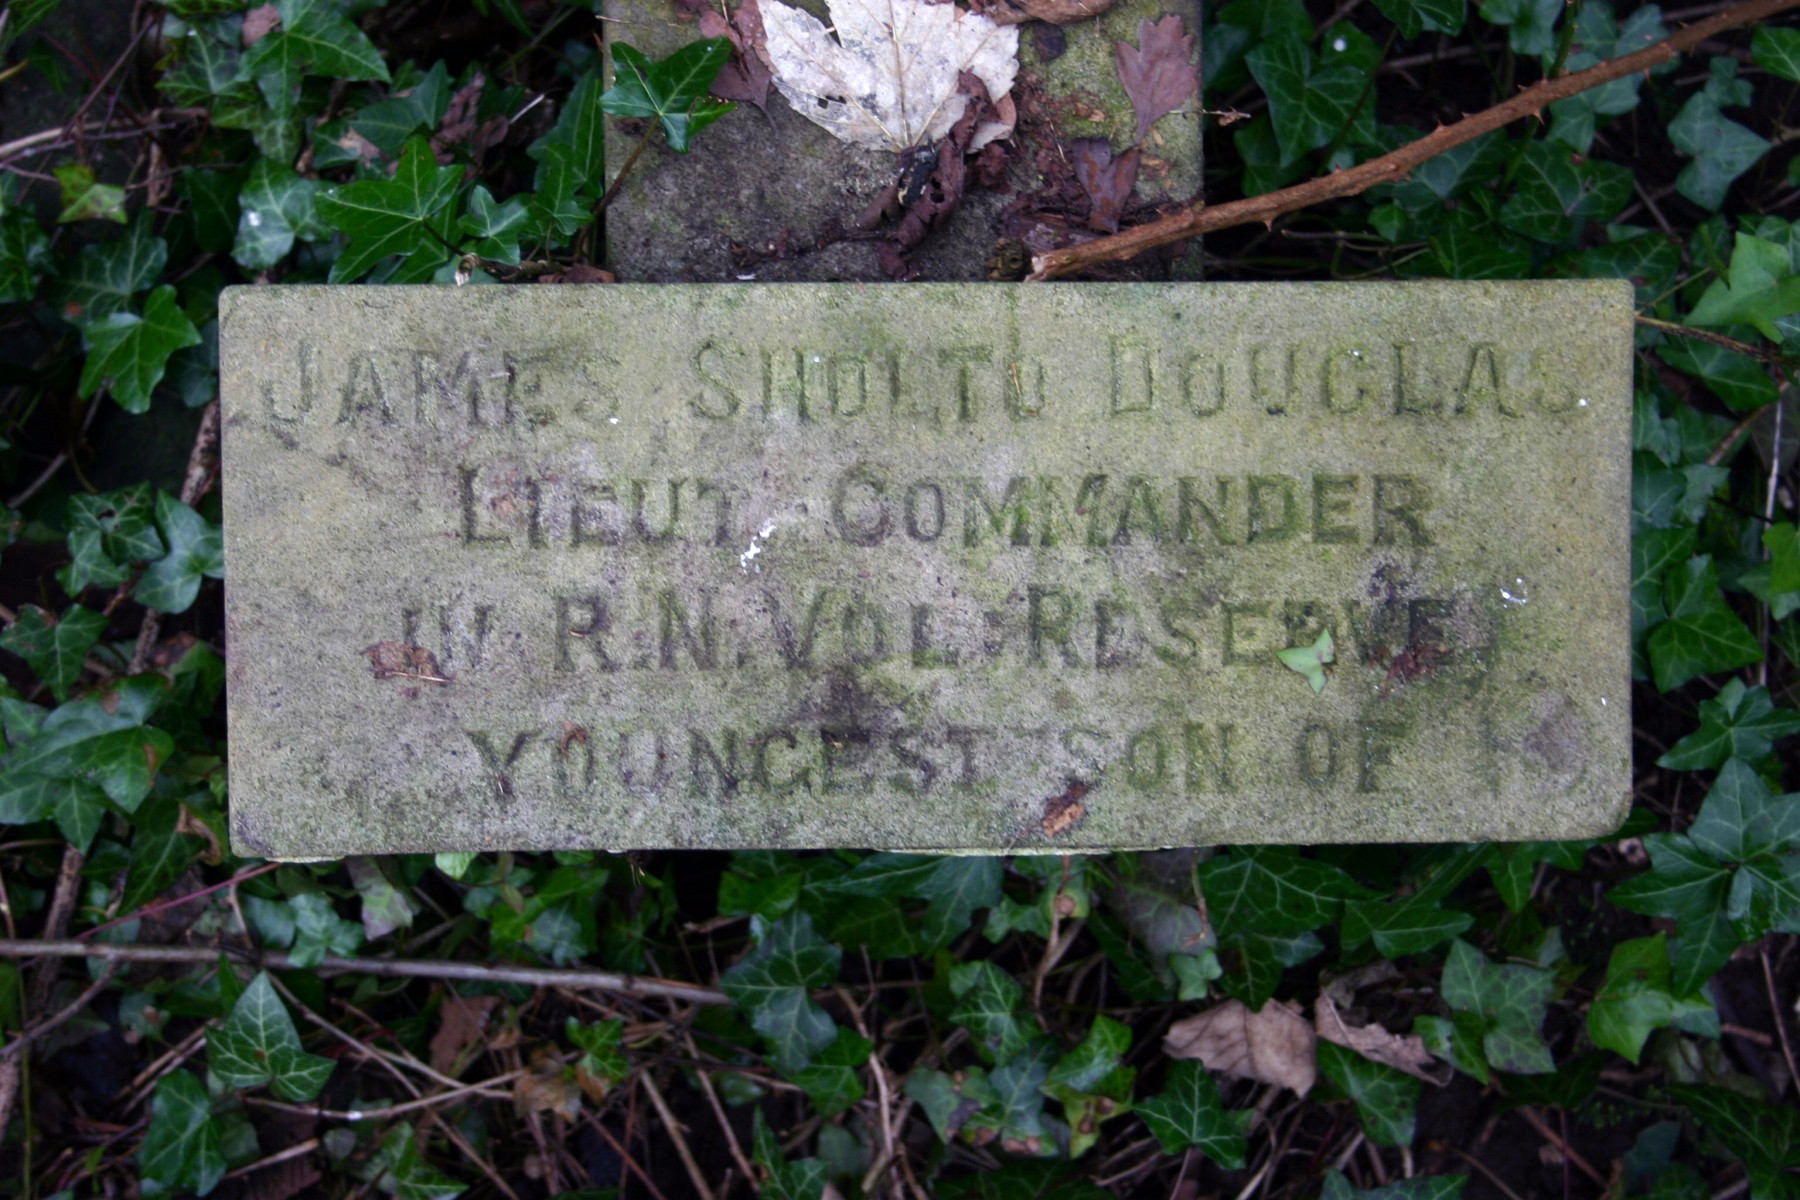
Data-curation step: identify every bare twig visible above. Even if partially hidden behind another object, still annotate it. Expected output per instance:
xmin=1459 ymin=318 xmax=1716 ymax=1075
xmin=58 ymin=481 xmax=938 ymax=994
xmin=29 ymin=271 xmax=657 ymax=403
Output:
xmin=1029 ymin=0 xmax=1800 ymax=279
xmin=639 ymin=1070 xmax=717 ymax=1200
xmin=0 ymin=939 xmax=731 ymax=1004
xmin=1638 ymin=315 xmax=1795 ymax=365
xmin=683 ymin=1032 xmax=758 ymax=1188
xmin=1763 ymin=947 xmax=1800 ymax=1097
xmin=0 ymin=963 xmax=118 ymax=1063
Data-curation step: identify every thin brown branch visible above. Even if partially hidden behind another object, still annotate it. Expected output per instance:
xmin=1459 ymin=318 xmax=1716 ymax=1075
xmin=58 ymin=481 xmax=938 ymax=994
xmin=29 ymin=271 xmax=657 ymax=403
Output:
xmin=1638 ymin=315 xmax=1795 ymax=365
xmin=639 ymin=1070 xmax=716 ymax=1200
xmin=1029 ymin=0 xmax=1800 ymax=279
xmin=0 ymin=938 xmax=732 ymax=1005
xmin=0 ymin=962 xmax=117 ymax=1063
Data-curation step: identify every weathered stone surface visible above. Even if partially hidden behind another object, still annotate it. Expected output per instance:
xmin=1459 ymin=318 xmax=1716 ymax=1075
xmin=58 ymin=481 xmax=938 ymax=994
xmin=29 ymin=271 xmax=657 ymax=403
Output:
xmin=600 ymin=0 xmax=1201 ymax=281
xmin=221 ymin=281 xmax=1632 ymax=858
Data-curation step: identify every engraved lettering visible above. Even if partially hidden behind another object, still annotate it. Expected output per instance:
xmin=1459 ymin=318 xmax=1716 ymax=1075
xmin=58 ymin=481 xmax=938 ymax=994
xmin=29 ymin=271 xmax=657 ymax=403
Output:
xmin=1374 ymin=475 xmax=1433 ymax=546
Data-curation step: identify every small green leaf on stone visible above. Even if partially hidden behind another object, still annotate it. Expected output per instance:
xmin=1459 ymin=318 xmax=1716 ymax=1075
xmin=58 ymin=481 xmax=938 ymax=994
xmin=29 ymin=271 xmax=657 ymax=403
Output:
xmin=1277 ymin=628 xmax=1334 ymax=693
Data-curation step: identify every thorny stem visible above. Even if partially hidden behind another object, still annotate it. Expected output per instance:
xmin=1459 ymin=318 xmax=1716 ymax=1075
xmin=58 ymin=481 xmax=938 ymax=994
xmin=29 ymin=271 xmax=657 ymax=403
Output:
xmin=1637 ymin=315 xmax=1797 ymax=365
xmin=1028 ymin=0 xmax=1800 ymax=279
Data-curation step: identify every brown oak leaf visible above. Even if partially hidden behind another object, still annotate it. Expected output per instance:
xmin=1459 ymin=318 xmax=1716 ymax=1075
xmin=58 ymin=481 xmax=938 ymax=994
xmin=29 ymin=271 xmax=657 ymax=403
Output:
xmin=1313 ymin=994 xmax=1450 ymax=1084
xmin=1072 ymin=137 xmax=1138 ymax=233
xmin=1165 ymin=999 xmax=1316 ymax=1096
xmin=1114 ymin=15 xmax=1197 ymax=145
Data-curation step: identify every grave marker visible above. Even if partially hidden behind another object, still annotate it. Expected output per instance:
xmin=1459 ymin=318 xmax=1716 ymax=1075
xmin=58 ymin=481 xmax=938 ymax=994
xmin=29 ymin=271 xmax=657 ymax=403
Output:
xmin=221 ymin=281 xmax=1632 ymax=858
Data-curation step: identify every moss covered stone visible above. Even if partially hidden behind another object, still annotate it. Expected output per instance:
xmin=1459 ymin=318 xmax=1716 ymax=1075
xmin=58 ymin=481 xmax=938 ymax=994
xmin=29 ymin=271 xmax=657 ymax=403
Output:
xmin=221 ymin=281 xmax=1631 ymax=857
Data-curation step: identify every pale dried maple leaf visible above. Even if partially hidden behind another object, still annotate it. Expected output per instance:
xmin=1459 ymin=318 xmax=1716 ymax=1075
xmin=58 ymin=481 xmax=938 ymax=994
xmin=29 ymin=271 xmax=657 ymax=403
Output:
xmin=762 ymin=0 xmax=1019 ymax=152
xmin=1165 ymin=999 xmax=1316 ymax=1096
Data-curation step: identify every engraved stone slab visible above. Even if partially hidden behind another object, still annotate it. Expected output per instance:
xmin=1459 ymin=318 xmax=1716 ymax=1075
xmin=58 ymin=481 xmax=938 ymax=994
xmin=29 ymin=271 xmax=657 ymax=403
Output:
xmin=221 ymin=282 xmax=1632 ymax=859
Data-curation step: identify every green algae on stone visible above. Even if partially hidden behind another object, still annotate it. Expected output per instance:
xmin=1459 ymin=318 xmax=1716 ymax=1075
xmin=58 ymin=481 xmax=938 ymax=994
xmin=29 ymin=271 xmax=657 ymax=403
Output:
xmin=220 ymin=281 xmax=1632 ymax=858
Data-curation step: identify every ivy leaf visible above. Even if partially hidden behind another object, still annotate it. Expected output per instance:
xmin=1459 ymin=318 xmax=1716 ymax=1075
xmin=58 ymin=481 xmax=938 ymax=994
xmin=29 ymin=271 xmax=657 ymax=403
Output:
xmin=207 ymin=972 xmax=335 ymax=1101
xmin=1136 ymin=1060 xmax=1248 ymax=1165
xmin=0 ymin=198 xmax=51 ymax=302
xmin=1243 ymin=32 xmax=1374 ymax=166
xmin=1687 ymin=233 xmax=1800 ymax=342
xmin=135 ymin=493 xmax=225 ymax=615
xmin=1368 ymin=0 xmax=1463 ymax=38
xmin=534 ymin=70 xmax=608 ymax=196
xmin=1500 ymin=141 xmax=1630 ymax=243
xmin=1200 ymin=846 xmax=1377 ymax=938
xmin=0 ymin=604 xmax=107 ymax=701
xmin=1545 ymin=4 xmax=1665 ymax=153
xmin=789 ymin=1026 xmax=871 ymax=1117
xmin=1587 ymin=934 xmax=1713 ymax=1064
xmin=79 ymin=285 xmax=204 ymax=414
xmin=139 ymin=1070 xmax=225 ymax=1198
xmin=1668 ymin=61 xmax=1769 ymax=212
xmin=1317 ymin=1041 xmax=1419 ymax=1147
xmin=60 ymin=484 xmax=165 ymax=595
xmin=602 ymin=40 xmax=736 ymax=154
xmin=55 ymin=164 xmax=127 ymax=224
xmin=751 ymin=1109 xmax=830 ymax=1200
xmin=316 ymin=136 xmax=463 ymax=284
xmin=1658 ymin=333 xmax=1778 ymax=411
xmin=351 ymin=61 xmax=452 ymax=155
xmin=365 ymin=1123 xmax=466 ymax=1200
xmin=1322 ymin=1172 xmax=1468 ymax=1200
xmin=244 ymin=0 xmax=390 ymax=105
xmin=54 ymin=215 xmax=167 ymax=329
xmin=1753 ymin=26 xmax=1800 ymax=83
xmin=1439 ymin=939 xmax=1555 ymax=1074
xmin=1611 ymin=761 xmax=1800 ymax=993
xmin=458 ymin=186 xmax=529 ymax=265
xmin=1277 ymin=628 xmax=1334 ymax=693
xmin=233 ymin=158 xmax=323 ymax=271
xmin=719 ymin=912 xmax=842 ymax=1073
xmin=1646 ymin=556 xmax=1761 ymax=692
xmin=1 ymin=678 xmax=171 ymax=812
xmin=1659 ymin=680 xmax=1800 ymax=771
xmin=1478 ymin=0 xmax=1559 ymax=55
xmin=826 ymin=852 xmax=1002 ymax=950
xmin=1670 ymin=1083 xmax=1800 ymax=1200
xmin=1341 ymin=892 xmax=1474 ymax=958
xmin=949 ymin=961 xmax=1035 ymax=1064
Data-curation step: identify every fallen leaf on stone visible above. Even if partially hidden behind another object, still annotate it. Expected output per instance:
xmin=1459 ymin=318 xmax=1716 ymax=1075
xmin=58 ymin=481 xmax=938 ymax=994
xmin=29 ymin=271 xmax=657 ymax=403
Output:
xmin=1165 ymin=999 xmax=1316 ymax=1096
xmin=974 ymin=0 xmax=1116 ymax=24
xmin=1072 ymin=137 xmax=1138 ymax=232
xmin=701 ymin=0 xmax=775 ymax=111
xmin=1114 ymin=15 xmax=1197 ymax=145
xmin=537 ymin=264 xmax=616 ymax=284
xmin=762 ymin=0 xmax=1018 ymax=152
xmin=1040 ymin=778 xmax=1091 ymax=836
xmin=430 ymin=994 xmax=500 ymax=1074
xmin=1314 ymin=994 xmax=1449 ymax=1085
xmin=362 ymin=641 xmax=450 ymax=684
xmin=242 ymin=3 xmax=281 ymax=46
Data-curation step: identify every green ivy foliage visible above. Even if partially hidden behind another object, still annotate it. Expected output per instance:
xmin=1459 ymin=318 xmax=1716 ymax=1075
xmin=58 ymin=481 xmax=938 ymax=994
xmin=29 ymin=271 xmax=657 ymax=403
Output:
xmin=0 ymin=0 xmax=1798 ymax=1196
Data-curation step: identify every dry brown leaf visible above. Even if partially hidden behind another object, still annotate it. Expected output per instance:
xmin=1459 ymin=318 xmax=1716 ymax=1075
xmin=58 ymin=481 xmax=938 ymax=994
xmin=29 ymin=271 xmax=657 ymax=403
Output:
xmin=362 ymin=640 xmax=450 ymax=684
xmin=1313 ymin=994 xmax=1449 ymax=1085
xmin=1114 ymin=15 xmax=1197 ymax=145
xmin=242 ymin=4 xmax=281 ymax=46
xmin=515 ymin=1047 xmax=581 ymax=1119
xmin=430 ymin=994 xmax=500 ymax=1074
xmin=1165 ymin=999 xmax=1315 ymax=1096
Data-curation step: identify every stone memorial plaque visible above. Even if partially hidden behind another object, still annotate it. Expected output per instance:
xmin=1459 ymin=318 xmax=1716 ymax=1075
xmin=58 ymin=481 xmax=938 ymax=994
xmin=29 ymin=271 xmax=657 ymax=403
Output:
xmin=221 ymin=282 xmax=1632 ymax=858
